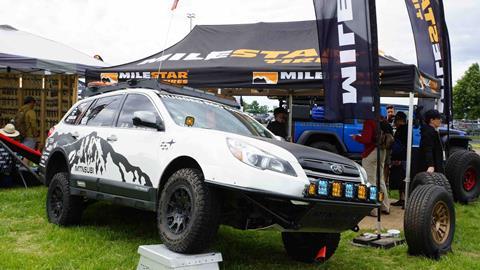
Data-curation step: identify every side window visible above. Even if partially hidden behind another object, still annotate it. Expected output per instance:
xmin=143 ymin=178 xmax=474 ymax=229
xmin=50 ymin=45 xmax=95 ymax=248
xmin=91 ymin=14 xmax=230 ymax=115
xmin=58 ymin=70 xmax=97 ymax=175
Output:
xmin=80 ymin=95 xmax=122 ymax=127
xmin=64 ymin=100 xmax=93 ymax=125
xmin=117 ymin=94 xmax=160 ymax=128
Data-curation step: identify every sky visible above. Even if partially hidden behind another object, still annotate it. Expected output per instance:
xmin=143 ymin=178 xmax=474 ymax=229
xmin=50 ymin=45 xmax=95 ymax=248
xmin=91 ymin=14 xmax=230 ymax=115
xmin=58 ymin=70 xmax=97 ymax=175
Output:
xmin=1 ymin=0 xmax=479 ymax=107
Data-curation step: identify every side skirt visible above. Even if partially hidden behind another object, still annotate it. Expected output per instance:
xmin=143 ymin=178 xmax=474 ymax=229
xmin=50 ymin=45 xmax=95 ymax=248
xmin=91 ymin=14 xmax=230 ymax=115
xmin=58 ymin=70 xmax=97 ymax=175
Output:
xmin=70 ymin=187 xmax=157 ymax=212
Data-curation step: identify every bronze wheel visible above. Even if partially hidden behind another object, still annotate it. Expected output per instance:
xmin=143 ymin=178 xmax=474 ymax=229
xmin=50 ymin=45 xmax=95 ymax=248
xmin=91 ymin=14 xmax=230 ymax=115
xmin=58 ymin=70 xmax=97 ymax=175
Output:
xmin=431 ymin=201 xmax=451 ymax=245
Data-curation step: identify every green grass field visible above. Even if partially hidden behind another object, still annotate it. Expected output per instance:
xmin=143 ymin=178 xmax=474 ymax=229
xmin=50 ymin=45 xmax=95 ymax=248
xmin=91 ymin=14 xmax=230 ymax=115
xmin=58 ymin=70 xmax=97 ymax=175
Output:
xmin=0 ymin=186 xmax=479 ymax=270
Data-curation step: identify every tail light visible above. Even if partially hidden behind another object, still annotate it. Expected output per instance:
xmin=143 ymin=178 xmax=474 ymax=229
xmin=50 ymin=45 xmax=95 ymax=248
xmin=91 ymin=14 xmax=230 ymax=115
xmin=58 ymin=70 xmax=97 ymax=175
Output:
xmin=47 ymin=126 xmax=55 ymax=138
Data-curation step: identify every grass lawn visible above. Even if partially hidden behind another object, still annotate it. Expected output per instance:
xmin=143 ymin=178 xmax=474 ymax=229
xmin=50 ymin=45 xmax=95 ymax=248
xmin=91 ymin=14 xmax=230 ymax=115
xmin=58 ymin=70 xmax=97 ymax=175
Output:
xmin=0 ymin=186 xmax=479 ymax=270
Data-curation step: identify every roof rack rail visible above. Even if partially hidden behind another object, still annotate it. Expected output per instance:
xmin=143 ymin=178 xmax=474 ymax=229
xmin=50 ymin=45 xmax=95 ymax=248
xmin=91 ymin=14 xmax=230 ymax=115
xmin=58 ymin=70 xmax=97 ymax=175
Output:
xmin=82 ymin=79 xmax=240 ymax=108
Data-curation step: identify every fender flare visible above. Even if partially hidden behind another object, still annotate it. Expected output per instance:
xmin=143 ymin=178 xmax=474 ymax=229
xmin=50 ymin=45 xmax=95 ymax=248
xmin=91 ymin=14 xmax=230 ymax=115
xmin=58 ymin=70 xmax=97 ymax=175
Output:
xmin=296 ymin=130 xmax=348 ymax=153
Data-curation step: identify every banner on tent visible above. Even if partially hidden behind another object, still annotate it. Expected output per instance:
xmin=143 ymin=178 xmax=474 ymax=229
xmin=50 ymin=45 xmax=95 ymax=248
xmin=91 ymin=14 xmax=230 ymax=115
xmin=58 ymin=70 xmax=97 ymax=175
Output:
xmin=313 ymin=0 xmax=378 ymax=120
xmin=405 ymin=0 xmax=451 ymax=116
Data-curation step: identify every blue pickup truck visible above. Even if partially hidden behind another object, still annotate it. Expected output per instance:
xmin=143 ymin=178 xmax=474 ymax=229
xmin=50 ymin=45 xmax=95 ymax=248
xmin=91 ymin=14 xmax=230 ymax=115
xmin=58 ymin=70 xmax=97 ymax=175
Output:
xmin=292 ymin=103 xmax=469 ymax=160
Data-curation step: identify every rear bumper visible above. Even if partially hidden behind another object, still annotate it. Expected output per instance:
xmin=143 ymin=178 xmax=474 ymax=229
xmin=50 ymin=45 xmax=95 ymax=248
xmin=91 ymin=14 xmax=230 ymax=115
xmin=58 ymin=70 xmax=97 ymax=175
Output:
xmin=206 ymin=180 xmax=376 ymax=233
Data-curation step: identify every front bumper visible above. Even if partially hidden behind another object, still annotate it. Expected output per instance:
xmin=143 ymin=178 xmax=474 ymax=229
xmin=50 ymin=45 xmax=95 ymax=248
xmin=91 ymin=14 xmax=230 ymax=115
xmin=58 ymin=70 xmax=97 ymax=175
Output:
xmin=207 ymin=180 xmax=377 ymax=233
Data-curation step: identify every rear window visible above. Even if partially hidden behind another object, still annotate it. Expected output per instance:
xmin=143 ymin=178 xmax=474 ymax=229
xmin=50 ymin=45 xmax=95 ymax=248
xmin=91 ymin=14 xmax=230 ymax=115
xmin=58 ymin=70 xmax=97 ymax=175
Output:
xmin=64 ymin=100 xmax=93 ymax=125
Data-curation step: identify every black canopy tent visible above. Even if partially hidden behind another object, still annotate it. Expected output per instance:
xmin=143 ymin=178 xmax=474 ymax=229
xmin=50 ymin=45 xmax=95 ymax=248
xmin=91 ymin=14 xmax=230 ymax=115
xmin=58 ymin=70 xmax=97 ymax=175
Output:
xmin=86 ymin=20 xmax=440 ymax=98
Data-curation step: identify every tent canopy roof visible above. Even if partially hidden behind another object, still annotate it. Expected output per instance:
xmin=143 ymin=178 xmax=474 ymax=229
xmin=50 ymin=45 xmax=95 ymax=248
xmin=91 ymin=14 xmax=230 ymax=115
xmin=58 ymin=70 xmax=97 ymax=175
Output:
xmin=86 ymin=20 xmax=440 ymax=98
xmin=0 ymin=25 xmax=107 ymax=75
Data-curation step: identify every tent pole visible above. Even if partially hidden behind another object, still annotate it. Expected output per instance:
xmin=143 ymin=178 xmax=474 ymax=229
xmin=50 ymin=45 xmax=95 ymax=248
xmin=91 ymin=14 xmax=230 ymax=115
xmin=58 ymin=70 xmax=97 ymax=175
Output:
xmin=288 ymin=93 xmax=293 ymax=142
xmin=404 ymin=92 xmax=415 ymax=206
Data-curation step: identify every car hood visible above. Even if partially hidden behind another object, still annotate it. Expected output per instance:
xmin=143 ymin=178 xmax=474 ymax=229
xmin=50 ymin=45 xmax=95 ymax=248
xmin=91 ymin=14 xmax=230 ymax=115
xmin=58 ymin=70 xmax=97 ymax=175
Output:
xmin=260 ymin=138 xmax=360 ymax=177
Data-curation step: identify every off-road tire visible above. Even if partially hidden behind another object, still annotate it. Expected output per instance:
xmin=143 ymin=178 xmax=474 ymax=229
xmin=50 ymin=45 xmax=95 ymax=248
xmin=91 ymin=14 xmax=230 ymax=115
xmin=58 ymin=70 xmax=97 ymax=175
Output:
xmin=157 ymin=168 xmax=220 ymax=254
xmin=309 ymin=141 xmax=338 ymax=154
xmin=445 ymin=150 xmax=480 ymax=203
xmin=46 ymin=172 xmax=83 ymax=226
xmin=411 ymin=172 xmax=453 ymax=199
xmin=404 ymin=184 xmax=455 ymax=259
xmin=282 ymin=232 xmax=340 ymax=263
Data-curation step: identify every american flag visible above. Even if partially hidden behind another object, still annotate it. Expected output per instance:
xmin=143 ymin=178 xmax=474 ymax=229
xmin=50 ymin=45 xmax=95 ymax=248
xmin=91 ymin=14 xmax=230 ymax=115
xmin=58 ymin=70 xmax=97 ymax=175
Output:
xmin=171 ymin=0 xmax=179 ymax=10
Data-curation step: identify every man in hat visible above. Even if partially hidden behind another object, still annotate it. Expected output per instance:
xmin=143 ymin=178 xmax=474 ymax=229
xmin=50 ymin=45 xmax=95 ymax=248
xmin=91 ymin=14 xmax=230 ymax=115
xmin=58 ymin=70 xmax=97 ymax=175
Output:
xmin=267 ymin=107 xmax=288 ymax=140
xmin=16 ymin=96 xmax=39 ymax=149
xmin=420 ymin=109 xmax=445 ymax=174
xmin=0 ymin=123 xmax=20 ymax=187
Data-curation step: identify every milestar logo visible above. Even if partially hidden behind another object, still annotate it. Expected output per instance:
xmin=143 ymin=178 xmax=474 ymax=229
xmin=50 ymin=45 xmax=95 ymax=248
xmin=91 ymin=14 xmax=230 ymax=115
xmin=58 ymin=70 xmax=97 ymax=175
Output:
xmin=252 ymin=71 xmax=322 ymax=85
xmin=337 ymin=0 xmax=357 ymax=104
xmin=411 ymin=0 xmax=443 ymax=88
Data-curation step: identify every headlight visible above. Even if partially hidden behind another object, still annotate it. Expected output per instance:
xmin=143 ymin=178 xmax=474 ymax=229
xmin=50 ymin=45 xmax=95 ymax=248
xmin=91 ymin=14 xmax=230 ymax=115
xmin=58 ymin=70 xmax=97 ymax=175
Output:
xmin=226 ymin=138 xmax=297 ymax=177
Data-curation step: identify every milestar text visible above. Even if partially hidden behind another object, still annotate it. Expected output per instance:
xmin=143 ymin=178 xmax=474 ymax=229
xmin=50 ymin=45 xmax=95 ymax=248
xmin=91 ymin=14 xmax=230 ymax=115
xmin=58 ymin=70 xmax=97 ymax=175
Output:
xmin=337 ymin=0 xmax=357 ymax=104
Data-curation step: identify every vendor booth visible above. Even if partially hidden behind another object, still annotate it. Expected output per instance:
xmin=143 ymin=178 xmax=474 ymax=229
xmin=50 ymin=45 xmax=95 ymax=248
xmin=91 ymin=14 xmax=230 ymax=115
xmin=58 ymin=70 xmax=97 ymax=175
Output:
xmin=0 ymin=25 xmax=106 ymax=145
xmin=86 ymin=20 xmax=440 ymax=98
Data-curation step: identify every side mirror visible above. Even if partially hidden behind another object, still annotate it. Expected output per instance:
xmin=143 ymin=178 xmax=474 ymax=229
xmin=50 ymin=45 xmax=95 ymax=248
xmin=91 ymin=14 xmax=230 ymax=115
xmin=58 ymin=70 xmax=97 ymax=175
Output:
xmin=132 ymin=111 xmax=164 ymax=131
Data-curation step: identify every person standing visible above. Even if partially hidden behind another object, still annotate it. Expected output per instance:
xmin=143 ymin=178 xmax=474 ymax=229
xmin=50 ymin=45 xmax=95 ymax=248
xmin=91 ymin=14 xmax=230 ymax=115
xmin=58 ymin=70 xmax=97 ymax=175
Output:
xmin=352 ymin=118 xmax=390 ymax=216
xmin=386 ymin=105 xmax=395 ymax=126
xmin=15 ymin=96 xmax=39 ymax=149
xmin=420 ymin=109 xmax=445 ymax=174
xmin=267 ymin=107 xmax=288 ymax=140
xmin=390 ymin=112 xmax=408 ymax=207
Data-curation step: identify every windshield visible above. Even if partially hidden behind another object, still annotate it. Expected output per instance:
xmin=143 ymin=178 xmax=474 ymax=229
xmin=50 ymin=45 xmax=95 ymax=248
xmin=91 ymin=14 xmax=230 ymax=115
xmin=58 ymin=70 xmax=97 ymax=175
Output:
xmin=160 ymin=95 xmax=274 ymax=139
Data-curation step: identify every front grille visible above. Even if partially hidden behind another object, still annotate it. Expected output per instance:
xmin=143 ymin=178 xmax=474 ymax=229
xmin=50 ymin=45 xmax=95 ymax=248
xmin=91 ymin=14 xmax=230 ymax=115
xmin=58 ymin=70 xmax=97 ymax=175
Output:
xmin=299 ymin=158 xmax=360 ymax=178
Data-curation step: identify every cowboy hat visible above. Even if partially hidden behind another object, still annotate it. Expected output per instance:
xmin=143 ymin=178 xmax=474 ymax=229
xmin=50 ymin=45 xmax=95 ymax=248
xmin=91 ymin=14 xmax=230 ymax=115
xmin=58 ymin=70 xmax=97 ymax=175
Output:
xmin=0 ymin=123 xmax=20 ymax=137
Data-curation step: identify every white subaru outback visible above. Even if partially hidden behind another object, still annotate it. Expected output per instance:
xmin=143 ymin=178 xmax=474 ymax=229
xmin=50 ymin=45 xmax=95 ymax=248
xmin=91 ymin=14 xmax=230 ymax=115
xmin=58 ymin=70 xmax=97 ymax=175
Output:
xmin=40 ymin=80 xmax=378 ymax=263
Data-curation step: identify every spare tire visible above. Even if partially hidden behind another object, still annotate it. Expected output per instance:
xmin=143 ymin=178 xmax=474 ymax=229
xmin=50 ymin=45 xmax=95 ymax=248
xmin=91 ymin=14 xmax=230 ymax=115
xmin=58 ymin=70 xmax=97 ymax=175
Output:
xmin=445 ymin=150 xmax=480 ymax=203
xmin=404 ymin=184 xmax=455 ymax=259
xmin=411 ymin=172 xmax=453 ymax=199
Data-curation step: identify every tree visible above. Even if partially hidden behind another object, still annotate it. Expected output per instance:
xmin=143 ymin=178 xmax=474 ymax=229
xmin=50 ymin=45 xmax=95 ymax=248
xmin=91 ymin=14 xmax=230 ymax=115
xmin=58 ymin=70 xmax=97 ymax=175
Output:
xmin=243 ymin=100 xmax=269 ymax=114
xmin=453 ymin=63 xmax=480 ymax=119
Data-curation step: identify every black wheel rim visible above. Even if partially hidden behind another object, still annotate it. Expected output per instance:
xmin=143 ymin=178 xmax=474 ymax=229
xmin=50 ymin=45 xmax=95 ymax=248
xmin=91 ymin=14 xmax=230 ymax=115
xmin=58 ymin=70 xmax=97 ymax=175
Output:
xmin=165 ymin=187 xmax=192 ymax=235
xmin=50 ymin=186 xmax=64 ymax=219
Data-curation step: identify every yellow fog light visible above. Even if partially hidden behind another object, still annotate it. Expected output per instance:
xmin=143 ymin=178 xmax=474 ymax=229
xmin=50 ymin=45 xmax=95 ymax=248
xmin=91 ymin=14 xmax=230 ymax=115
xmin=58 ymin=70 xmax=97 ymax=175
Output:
xmin=332 ymin=182 xmax=342 ymax=198
xmin=308 ymin=183 xmax=316 ymax=196
xmin=358 ymin=185 xmax=367 ymax=200
xmin=378 ymin=191 xmax=384 ymax=202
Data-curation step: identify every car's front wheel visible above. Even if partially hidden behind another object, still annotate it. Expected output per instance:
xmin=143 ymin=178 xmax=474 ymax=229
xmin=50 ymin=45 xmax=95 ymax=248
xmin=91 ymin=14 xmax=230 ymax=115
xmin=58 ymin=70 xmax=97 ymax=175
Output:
xmin=282 ymin=232 xmax=340 ymax=263
xmin=157 ymin=168 xmax=220 ymax=254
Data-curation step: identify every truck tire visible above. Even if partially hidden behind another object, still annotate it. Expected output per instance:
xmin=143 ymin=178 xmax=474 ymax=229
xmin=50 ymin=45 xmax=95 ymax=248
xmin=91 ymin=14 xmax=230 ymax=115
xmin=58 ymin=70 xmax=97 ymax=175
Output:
xmin=158 ymin=168 xmax=220 ymax=254
xmin=445 ymin=150 xmax=480 ymax=203
xmin=46 ymin=172 xmax=83 ymax=226
xmin=411 ymin=172 xmax=453 ymax=199
xmin=282 ymin=232 xmax=340 ymax=263
xmin=404 ymin=184 xmax=455 ymax=259
xmin=309 ymin=141 xmax=338 ymax=154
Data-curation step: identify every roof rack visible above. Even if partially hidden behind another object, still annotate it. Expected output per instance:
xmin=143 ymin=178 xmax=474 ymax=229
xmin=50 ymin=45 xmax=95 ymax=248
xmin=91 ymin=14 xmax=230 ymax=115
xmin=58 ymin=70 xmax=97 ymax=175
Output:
xmin=82 ymin=79 xmax=240 ymax=108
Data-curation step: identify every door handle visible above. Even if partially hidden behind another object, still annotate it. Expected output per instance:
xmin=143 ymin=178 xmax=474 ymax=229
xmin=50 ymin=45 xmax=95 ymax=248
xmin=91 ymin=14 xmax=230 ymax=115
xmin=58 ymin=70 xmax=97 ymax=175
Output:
xmin=107 ymin=134 xmax=118 ymax=142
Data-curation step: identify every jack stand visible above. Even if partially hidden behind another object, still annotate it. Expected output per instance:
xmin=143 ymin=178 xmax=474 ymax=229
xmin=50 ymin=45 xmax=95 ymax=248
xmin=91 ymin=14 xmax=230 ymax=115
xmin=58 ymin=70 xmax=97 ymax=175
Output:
xmin=137 ymin=244 xmax=222 ymax=270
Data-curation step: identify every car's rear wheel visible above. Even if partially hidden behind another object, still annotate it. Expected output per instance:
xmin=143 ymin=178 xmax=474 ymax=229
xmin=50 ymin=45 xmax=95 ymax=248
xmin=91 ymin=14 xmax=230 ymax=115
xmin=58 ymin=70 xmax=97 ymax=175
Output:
xmin=282 ymin=232 xmax=340 ymax=263
xmin=157 ymin=168 xmax=220 ymax=254
xmin=46 ymin=172 xmax=83 ymax=226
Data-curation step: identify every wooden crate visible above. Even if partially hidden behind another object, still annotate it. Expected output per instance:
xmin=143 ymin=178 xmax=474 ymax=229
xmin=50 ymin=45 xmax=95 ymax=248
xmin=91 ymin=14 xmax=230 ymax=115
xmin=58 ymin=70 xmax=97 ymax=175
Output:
xmin=0 ymin=73 xmax=78 ymax=147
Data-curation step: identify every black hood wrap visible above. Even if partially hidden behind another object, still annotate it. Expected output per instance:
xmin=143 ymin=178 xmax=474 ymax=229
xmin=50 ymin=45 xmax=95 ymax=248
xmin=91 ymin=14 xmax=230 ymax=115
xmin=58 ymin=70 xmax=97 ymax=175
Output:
xmin=263 ymin=139 xmax=360 ymax=177
xmin=48 ymin=131 xmax=153 ymax=187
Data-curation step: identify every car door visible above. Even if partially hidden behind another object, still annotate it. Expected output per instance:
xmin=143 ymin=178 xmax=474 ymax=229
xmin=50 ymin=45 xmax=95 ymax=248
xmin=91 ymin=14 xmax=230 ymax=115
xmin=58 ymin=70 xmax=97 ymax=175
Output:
xmin=68 ymin=94 xmax=124 ymax=191
xmin=97 ymin=93 xmax=165 ymax=202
